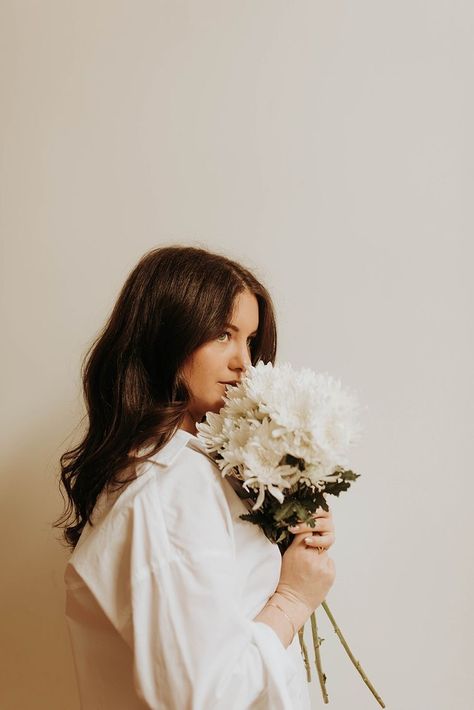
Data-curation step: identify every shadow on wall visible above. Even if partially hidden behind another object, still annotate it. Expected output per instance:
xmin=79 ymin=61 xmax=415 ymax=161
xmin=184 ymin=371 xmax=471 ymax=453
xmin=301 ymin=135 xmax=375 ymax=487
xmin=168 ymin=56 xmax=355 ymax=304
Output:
xmin=1 ymin=405 xmax=81 ymax=710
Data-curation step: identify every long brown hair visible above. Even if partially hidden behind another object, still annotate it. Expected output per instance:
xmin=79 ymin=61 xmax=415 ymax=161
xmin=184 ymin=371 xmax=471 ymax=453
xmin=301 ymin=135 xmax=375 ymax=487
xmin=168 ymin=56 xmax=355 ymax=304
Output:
xmin=53 ymin=245 xmax=277 ymax=550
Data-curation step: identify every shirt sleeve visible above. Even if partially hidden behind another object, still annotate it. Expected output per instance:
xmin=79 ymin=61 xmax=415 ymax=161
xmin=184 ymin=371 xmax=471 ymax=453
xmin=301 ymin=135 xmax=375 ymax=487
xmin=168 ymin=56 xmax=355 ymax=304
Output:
xmin=121 ymin=452 xmax=299 ymax=710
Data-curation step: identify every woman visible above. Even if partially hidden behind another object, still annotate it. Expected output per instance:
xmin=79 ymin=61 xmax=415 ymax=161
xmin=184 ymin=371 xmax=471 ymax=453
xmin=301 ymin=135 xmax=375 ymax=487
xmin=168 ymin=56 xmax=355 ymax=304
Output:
xmin=54 ymin=245 xmax=336 ymax=709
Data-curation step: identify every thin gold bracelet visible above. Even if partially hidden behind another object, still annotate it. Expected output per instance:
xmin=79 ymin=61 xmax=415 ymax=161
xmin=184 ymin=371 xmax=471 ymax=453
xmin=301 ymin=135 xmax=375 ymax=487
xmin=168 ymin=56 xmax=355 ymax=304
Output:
xmin=266 ymin=601 xmax=296 ymax=640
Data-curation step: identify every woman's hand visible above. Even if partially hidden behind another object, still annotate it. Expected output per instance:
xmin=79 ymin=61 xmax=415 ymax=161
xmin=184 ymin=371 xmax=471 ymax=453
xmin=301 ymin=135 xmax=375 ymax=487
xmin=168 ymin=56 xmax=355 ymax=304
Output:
xmin=288 ymin=505 xmax=335 ymax=551
xmin=273 ymin=509 xmax=336 ymax=626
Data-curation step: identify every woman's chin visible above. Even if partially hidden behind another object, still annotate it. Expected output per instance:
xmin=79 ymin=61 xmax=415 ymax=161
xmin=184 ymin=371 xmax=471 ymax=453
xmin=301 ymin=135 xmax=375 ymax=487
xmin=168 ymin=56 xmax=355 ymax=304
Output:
xmin=204 ymin=399 xmax=226 ymax=415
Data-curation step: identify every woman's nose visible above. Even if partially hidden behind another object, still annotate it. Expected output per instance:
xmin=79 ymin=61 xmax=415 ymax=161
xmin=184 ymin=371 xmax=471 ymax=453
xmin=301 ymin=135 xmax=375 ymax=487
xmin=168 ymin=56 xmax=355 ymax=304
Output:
xmin=231 ymin=344 xmax=251 ymax=371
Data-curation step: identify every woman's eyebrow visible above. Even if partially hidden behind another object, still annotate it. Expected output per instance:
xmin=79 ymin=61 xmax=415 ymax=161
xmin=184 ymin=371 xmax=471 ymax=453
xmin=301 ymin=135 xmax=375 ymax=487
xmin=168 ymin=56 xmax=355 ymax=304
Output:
xmin=224 ymin=322 xmax=258 ymax=336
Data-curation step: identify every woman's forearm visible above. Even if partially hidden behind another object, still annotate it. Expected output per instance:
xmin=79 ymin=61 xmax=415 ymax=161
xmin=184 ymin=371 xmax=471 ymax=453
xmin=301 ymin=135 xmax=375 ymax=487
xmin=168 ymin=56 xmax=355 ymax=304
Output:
xmin=253 ymin=591 xmax=311 ymax=649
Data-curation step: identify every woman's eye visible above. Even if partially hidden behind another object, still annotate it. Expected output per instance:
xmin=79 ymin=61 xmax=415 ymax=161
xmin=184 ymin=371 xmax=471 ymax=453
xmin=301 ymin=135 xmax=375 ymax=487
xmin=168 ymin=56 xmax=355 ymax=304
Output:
xmin=216 ymin=332 xmax=255 ymax=345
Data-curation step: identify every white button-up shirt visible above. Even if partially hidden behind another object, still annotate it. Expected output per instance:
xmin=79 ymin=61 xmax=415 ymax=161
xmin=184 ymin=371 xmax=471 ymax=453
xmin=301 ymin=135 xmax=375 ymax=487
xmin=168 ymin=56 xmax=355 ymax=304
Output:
xmin=64 ymin=428 xmax=312 ymax=709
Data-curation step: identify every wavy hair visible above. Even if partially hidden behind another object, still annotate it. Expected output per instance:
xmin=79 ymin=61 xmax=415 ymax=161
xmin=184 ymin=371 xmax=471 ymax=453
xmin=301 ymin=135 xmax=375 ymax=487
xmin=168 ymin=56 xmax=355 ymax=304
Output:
xmin=53 ymin=245 xmax=277 ymax=550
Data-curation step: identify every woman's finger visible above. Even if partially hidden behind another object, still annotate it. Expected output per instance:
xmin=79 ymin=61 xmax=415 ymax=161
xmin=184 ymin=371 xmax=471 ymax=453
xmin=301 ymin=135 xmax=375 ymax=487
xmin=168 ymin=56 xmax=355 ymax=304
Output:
xmin=288 ymin=517 xmax=334 ymax=534
xmin=290 ymin=530 xmax=335 ymax=551
xmin=303 ymin=532 xmax=336 ymax=549
xmin=315 ymin=506 xmax=331 ymax=517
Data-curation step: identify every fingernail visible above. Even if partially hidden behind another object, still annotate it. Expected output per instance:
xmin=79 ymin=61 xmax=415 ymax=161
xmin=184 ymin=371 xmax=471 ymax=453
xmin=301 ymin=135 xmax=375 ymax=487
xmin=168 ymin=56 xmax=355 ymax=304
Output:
xmin=304 ymin=537 xmax=313 ymax=544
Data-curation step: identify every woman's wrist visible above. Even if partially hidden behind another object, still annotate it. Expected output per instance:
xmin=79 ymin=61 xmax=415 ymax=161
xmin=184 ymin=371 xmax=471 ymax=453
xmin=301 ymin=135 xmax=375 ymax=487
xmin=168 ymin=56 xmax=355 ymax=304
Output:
xmin=266 ymin=600 xmax=297 ymax=637
xmin=253 ymin=600 xmax=295 ymax=648
xmin=253 ymin=590 xmax=313 ymax=649
xmin=271 ymin=587 xmax=313 ymax=630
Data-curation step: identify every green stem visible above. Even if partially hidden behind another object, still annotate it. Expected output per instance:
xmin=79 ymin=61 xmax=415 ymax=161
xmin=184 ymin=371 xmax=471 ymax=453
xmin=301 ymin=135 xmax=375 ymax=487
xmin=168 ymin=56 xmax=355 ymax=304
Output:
xmin=297 ymin=627 xmax=311 ymax=682
xmin=310 ymin=611 xmax=329 ymax=703
xmin=321 ymin=600 xmax=386 ymax=708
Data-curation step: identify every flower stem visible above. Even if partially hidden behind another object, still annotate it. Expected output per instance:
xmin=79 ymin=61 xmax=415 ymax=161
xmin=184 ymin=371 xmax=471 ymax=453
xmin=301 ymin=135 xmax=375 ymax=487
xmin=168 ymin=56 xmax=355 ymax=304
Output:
xmin=321 ymin=600 xmax=386 ymax=708
xmin=310 ymin=611 xmax=329 ymax=703
xmin=297 ymin=627 xmax=311 ymax=682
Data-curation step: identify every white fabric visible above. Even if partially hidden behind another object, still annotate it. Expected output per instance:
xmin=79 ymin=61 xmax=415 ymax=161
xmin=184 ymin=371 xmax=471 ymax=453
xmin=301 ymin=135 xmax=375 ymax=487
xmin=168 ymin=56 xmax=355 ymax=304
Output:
xmin=64 ymin=428 xmax=312 ymax=709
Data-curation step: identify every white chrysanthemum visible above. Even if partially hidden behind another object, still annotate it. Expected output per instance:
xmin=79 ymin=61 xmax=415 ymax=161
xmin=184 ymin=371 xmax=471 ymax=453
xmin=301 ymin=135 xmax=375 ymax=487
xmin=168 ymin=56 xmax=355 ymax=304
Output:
xmin=196 ymin=361 xmax=365 ymax=509
xmin=218 ymin=392 xmax=261 ymax=424
xmin=240 ymin=453 xmax=295 ymax=510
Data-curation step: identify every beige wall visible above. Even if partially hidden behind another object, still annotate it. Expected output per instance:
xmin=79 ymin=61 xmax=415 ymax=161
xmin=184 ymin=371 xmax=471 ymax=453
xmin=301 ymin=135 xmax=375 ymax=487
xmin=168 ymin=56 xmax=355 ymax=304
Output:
xmin=1 ymin=2 xmax=473 ymax=708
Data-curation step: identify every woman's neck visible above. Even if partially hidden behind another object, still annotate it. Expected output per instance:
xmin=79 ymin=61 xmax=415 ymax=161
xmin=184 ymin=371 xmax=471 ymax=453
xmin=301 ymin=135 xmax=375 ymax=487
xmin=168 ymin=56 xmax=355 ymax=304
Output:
xmin=179 ymin=412 xmax=200 ymax=435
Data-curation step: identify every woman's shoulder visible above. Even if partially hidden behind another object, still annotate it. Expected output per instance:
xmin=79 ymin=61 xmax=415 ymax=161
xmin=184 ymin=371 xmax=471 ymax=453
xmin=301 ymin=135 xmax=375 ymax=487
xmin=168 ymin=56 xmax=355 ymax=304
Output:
xmin=70 ymin=429 xmax=228 ymax=555
xmin=66 ymin=428 xmax=234 ymax=582
xmin=143 ymin=430 xmax=234 ymax=531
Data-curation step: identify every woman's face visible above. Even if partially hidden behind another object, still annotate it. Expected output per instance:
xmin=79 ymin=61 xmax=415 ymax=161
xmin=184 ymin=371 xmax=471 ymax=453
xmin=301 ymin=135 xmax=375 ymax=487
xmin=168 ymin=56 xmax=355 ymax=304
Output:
xmin=180 ymin=290 xmax=259 ymax=432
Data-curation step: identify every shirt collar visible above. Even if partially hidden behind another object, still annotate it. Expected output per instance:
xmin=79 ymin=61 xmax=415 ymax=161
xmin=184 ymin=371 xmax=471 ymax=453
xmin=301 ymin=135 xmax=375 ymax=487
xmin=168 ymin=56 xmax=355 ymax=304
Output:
xmin=141 ymin=428 xmax=254 ymax=506
xmin=144 ymin=427 xmax=215 ymax=468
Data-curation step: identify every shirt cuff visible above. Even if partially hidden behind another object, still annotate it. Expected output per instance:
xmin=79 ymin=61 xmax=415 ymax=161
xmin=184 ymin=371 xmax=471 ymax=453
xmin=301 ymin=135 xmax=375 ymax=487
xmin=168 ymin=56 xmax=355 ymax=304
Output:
xmin=250 ymin=620 xmax=299 ymax=709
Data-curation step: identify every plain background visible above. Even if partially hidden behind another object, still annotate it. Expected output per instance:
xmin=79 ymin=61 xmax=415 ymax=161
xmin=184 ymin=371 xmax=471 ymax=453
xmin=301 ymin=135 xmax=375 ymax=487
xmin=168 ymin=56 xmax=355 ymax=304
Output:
xmin=1 ymin=2 xmax=473 ymax=709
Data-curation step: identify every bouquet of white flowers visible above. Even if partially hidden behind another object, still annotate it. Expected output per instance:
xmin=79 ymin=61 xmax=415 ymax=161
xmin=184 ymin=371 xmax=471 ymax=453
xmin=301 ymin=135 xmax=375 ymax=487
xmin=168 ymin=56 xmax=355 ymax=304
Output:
xmin=196 ymin=361 xmax=385 ymax=707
